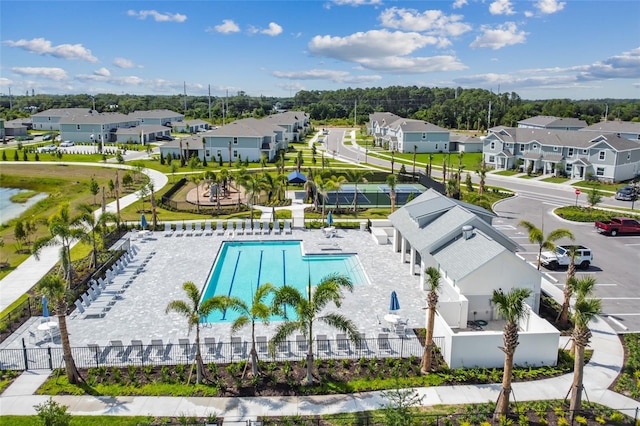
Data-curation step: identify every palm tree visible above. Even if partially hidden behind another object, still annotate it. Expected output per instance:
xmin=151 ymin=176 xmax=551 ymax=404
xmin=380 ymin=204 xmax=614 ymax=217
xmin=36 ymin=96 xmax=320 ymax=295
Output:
xmin=314 ymin=176 xmax=336 ymax=225
xmin=38 ymin=275 xmax=82 ymax=384
xmin=390 ymin=151 xmax=395 ymax=174
xmin=569 ymin=276 xmax=601 ymax=420
xmin=518 ymin=220 xmax=574 ymax=270
xmin=386 ymin=174 xmax=398 ymax=212
xmin=165 ymin=282 xmax=226 ymax=384
xmin=492 ymin=287 xmax=532 ymax=421
xmin=261 ymin=172 xmax=276 ymax=203
xmin=32 ymin=203 xmax=87 ymax=287
xmin=241 ymin=174 xmax=266 ymax=228
xmin=558 ymin=245 xmax=578 ymax=326
xmin=476 ymin=161 xmax=488 ymax=195
xmin=330 ymin=174 xmax=346 ymax=210
xmin=421 ymin=267 xmax=441 ymax=374
xmin=270 ymin=273 xmax=360 ymax=386
xmin=296 ymin=150 xmax=304 ymax=173
xmin=233 ymin=167 xmax=248 ymax=211
xmin=76 ymin=204 xmax=118 ymax=270
xmin=344 ymin=170 xmax=370 ymax=214
xmin=224 ymin=283 xmax=275 ymax=377
xmin=189 ymin=173 xmax=203 ymax=213
xmin=428 ymin=153 xmax=433 ymax=177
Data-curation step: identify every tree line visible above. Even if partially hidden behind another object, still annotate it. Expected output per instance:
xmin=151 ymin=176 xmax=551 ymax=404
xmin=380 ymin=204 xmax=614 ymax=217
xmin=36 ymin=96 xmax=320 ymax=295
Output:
xmin=1 ymin=87 xmax=638 ymax=130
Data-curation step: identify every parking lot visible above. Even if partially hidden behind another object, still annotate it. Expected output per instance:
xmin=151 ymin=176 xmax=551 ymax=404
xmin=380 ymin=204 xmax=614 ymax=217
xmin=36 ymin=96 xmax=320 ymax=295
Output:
xmin=493 ymin=193 xmax=640 ymax=333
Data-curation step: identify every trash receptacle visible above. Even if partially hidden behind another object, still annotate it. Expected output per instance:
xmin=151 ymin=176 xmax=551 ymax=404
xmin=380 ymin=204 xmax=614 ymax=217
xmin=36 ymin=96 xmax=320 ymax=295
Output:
xmin=359 ymin=222 xmax=366 ymax=231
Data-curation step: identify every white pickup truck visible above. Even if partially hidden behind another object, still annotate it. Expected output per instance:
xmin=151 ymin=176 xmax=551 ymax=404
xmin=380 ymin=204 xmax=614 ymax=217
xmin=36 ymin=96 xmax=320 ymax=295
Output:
xmin=538 ymin=245 xmax=593 ymax=270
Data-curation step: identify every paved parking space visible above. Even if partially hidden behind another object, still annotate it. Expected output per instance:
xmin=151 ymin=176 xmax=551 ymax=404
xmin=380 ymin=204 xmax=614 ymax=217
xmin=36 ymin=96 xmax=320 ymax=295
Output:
xmin=493 ymin=195 xmax=640 ymax=333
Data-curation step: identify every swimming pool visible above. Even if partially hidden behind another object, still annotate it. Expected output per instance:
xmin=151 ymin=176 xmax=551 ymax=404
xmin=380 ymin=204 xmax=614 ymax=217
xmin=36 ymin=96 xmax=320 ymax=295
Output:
xmin=201 ymin=240 xmax=368 ymax=323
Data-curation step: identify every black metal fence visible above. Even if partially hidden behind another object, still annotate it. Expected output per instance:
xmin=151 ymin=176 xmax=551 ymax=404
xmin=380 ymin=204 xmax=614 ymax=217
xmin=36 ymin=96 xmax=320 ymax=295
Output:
xmin=0 ymin=335 xmax=434 ymax=371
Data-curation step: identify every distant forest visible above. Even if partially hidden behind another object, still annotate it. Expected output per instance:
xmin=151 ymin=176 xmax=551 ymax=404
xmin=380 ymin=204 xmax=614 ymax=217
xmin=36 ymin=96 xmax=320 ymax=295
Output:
xmin=1 ymin=86 xmax=638 ymax=131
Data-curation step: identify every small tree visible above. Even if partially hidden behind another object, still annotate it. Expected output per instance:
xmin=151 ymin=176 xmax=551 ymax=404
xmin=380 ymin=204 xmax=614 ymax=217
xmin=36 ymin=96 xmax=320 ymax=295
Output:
xmin=89 ymin=177 xmax=100 ymax=206
xmin=465 ymin=172 xmax=473 ymax=192
xmin=380 ymin=387 xmax=424 ymax=426
xmin=35 ymin=397 xmax=71 ymax=426
xmin=587 ymin=184 xmax=603 ymax=208
xmin=386 ymin=174 xmax=398 ymax=212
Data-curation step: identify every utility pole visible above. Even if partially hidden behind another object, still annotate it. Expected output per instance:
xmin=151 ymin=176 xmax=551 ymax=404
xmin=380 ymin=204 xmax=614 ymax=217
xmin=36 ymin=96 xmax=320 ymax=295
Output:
xmin=208 ymin=84 xmax=212 ymax=122
xmin=183 ymin=81 xmax=187 ymax=114
xmin=487 ymin=100 xmax=492 ymax=129
xmin=8 ymin=87 xmax=12 ymax=109
xmin=354 ymin=100 xmax=357 ymax=129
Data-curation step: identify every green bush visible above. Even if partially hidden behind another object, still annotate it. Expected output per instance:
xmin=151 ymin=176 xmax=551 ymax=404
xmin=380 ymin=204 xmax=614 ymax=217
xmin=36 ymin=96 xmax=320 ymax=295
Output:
xmin=34 ymin=397 xmax=71 ymax=426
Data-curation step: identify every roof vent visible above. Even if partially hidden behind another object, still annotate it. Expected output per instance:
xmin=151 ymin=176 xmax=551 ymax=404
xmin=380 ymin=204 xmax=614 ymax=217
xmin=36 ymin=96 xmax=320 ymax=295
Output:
xmin=462 ymin=225 xmax=474 ymax=240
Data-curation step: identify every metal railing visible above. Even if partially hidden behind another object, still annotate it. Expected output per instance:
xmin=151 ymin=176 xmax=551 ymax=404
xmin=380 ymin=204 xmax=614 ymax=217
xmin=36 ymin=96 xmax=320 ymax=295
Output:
xmin=0 ymin=336 xmax=437 ymax=371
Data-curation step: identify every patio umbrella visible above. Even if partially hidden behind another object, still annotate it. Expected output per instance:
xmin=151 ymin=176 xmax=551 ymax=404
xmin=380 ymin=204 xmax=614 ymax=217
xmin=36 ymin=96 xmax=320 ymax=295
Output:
xmin=140 ymin=213 xmax=148 ymax=229
xmin=327 ymin=211 xmax=333 ymax=227
xmin=389 ymin=290 xmax=400 ymax=312
xmin=42 ymin=295 xmax=49 ymax=318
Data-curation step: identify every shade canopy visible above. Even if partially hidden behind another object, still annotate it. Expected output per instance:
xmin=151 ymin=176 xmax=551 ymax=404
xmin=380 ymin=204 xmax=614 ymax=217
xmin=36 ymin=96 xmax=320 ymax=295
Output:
xmin=140 ymin=214 xmax=148 ymax=229
xmin=287 ymin=171 xmax=307 ymax=184
xmin=389 ymin=290 xmax=400 ymax=312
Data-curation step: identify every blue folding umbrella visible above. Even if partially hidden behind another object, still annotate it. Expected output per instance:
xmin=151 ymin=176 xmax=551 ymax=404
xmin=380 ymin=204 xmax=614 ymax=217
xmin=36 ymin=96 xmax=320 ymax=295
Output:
xmin=42 ymin=295 xmax=49 ymax=318
xmin=389 ymin=290 xmax=400 ymax=312
xmin=140 ymin=213 xmax=148 ymax=229
xmin=327 ymin=211 xmax=333 ymax=226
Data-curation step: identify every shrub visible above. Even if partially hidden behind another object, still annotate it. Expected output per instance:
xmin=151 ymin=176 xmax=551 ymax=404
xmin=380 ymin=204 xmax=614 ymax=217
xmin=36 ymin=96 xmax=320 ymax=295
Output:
xmin=35 ymin=397 xmax=71 ymax=426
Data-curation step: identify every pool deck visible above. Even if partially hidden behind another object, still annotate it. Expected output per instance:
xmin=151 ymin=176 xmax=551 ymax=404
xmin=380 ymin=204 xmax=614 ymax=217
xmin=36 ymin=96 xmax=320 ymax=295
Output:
xmin=2 ymin=226 xmax=427 ymax=352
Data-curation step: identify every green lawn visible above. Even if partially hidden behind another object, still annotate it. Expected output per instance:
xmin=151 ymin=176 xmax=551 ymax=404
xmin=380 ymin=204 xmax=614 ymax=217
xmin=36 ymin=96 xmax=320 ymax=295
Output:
xmin=540 ymin=176 xmax=570 ymax=184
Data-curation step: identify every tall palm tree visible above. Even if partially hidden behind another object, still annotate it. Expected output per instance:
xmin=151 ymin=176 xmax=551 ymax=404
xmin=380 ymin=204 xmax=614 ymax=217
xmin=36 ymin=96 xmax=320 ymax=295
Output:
xmin=476 ymin=161 xmax=488 ymax=195
xmin=224 ymin=283 xmax=275 ymax=377
xmin=165 ymin=282 xmax=226 ymax=384
xmin=270 ymin=273 xmax=360 ymax=386
xmin=261 ymin=172 xmax=276 ymax=203
xmin=558 ymin=245 xmax=578 ymax=326
xmin=233 ymin=167 xmax=248 ymax=211
xmin=386 ymin=174 xmax=398 ymax=212
xmin=569 ymin=276 xmax=601 ymax=420
xmin=421 ymin=267 xmax=441 ymax=374
xmin=241 ymin=174 xmax=266 ymax=228
xmin=330 ymin=174 xmax=346 ymax=210
xmin=38 ymin=275 xmax=82 ymax=384
xmin=189 ymin=173 xmax=203 ymax=213
xmin=518 ymin=220 xmax=574 ymax=270
xmin=344 ymin=170 xmax=370 ymax=214
xmin=76 ymin=204 xmax=118 ymax=270
xmin=296 ymin=150 xmax=304 ymax=173
xmin=314 ymin=176 xmax=336 ymax=225
xmin=492 ymin=287 xmax=532 ymax=421
xmin=428 ymin=153 xmax=433 ymax=177
xmin=32 ymin=203 xmax=87 ymax=287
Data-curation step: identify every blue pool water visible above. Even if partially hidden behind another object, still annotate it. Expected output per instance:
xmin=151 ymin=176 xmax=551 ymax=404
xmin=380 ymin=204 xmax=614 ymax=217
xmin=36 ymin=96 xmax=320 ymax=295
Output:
xmin=201 ymin=240 xmax=368 ymax=323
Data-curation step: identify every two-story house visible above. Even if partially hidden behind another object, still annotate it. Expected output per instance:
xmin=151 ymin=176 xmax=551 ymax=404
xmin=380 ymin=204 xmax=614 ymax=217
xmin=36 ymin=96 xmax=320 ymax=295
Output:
xmin=129 ymin=110 xmax=185 ymax=127
xmin=32 ymin=108 xmax=96 ymax=131
xmin=370 ymin=115 xmax=450 ymax=153
xmin=517 ymin=115 xmax=588 ymax=131
xmin=579 ymin=120 xmax=640 ymax=142
xmin=483 ymin=127 xmax=640 ymax=182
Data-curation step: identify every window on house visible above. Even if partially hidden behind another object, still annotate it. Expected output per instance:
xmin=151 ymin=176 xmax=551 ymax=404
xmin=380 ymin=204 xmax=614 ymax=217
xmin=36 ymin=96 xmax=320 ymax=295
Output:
xmin=489 ymin=156 xmax=495 ymax=162
xmin=233 ymin=137 xmax=238 ymax=144
xmin=233 ymin=150 xmax=238 ymax=158
xmin=490 ymin=142 xmax=495 ymax=150
xmin=206 ymin=150 xmax=210 ymax=157
xmin=520 ymin=144 xmax=524 ymax=151
xmin=553 ymin=146 xmax=558 ymax=151
xmin=599 ymin=151 xmax=605 ymax=160
xmin=568 ymin=148 xmax=574 ymax=156
xmin=596 ymin=167 xmax=605 ymax=176
xmin=566 ymin=164 xmax=572 ymax=172
xmin=76 ymin=124 xmax=80 ymax=130
xmin=444 ymin=144 xmax=447 ymax=150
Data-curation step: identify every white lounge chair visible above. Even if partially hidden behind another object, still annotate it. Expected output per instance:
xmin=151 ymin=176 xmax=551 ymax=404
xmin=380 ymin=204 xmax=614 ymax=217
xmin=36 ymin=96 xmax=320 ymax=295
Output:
xmin=130 ymin=339 xmax=145 ymax=361
xmin=231 ymin=336 xmax=244 ymax=359
xmin=377 ymin=333 xmax=392 ymax=353
xmin=261 ymin=220 xmax=270 ymax=235
xmin=254 ymin=220 xmax=262 ymax=235
xmin=150 ymin=339 xmax=165 ymax=361
xmin=203 ymin=221 xmax=213 ymax=236
xmin=204 ymin=337 xmax=219 ymax=360
xmin=256 ymin=336 xmax=268 ymax=355
xmin=193 ymin=222 xmax=203 ymax=236
xmin=108 ymin=340 xmax=127 ymax=362
xmin=244 ymin=219 xmax=253 ymax=235
xmin=316 ymin=334 xmax=330 ymax=355
xmin=86 ymin=343 xmax=104 ymax=365
xmin=175 ymin=222 xmax=185 ymax=237
xmin=184 ymin=223 xmax=194 ymax=237
xmin=215 ymin=221 xmax=225 ymax=236
xmin=164 ymin=223 xmax=173 ymax=236
xmin=336 ymin=333 xmax=350 ymax=354
xmin=273 ymin=220 xmax=282 ymax=235
xmin=284 ymin=220 xmax=292 ymax=234
xmin=296 ymin=334 xmax=308 ymax=354
xmin=179 ymin=338 xmax=193 ymax=360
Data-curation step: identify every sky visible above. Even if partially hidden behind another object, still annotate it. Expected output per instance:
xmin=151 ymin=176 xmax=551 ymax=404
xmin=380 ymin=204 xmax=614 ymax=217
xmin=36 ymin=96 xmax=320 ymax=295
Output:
xmin=1 ymin=0 xmax=639 ymax=100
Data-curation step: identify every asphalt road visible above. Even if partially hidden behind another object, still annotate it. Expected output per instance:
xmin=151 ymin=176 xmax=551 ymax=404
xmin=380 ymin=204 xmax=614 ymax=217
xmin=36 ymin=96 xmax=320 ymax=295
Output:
xmin=327 ymin=129 xmax=640 ymax=333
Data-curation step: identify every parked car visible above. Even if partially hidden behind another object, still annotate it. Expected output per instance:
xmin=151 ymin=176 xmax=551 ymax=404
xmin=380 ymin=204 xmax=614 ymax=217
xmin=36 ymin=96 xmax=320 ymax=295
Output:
xmin=615 ymin=186 xmax=638 ymax=201
xmin=595 ymin=217 xmax=640 ymax=236
xmin=537 ymin=245 xmax=593 ymax=270
xmin=38 ymin=144 xmax=58 ymax=153
xmin=59 ymin=140 xmax=75 ymax=147
xmin=42 ymin=133 xmax=54 ymax=141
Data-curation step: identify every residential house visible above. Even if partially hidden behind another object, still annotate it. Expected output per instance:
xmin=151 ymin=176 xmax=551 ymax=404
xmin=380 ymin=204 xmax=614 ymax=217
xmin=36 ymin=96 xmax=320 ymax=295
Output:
xmin=579 ymin=120 xmax=640 ymax=142
xmin=129 ymin=109 xmax=184 ymax=127
xmin=160 ymin=112 xmax=309 ymax=163
xmin=31 ymin=108 xmax=95 ymax=131
xmin=483 ymin=127 xmax=640 ymax=182
xmin=388 ymin=189 xmax=559 ymax=368
xmin=172 ymin=119 xmax=209 ymax=133
xmin=0 ymin=119 xmax=4 ymax=139
xmin=368 ymin=113 xmax=452 ymax=153
xmin=368 ymin=112 xmax=402 ymax=139
xmin=449 ymin=132 xmax=483 ymax=153
xmin=3 ymin=119 xmax=28 ymax=137
xmin=59 ymin=112 xmax=139 ymax=145
xmin=518 ymin=115 xmax=587 ymax=131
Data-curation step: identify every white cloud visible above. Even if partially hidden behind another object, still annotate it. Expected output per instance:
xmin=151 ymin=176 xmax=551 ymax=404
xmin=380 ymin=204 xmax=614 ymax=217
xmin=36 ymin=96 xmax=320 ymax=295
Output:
xmin=470 ymin=22 xmax=527 ymax=50
xmin=272 ymin=69 xmax=381 ymax=83
xmin=378 ymin=7 xmax=472 ymax=38
xmin=358 ymin=55 xmax=467 ymax=73
xmin=127 ymin=10 xmax=187 ymax=23
xmin=11 ymin=67 xmax=68 ymax=81
xmin=0 ymin=77 xmax=12 ymax=87
xmin=262 ymin=22 xmax=283 ymax=36
xmin=309 ymin=30 xmax=437 ymax=61
xmin=209 ymin=19 xmax=240 ymax=34
xmin=94 ymin=68 xmax=110 ymax=77
xmin=534 ymin=0 xmax=566 ymax=15
xmin=489 ymin=0 xmax=515 ymax=16
xmin=3 ymin=37 xmax=97 ymax=62
xmin=113 ymin=57 xmax=137 ymax=68
xmin=452 ymin=0 xmax=468 ymax=9
xmin=578 ymin=47 xmax=640 ymax=80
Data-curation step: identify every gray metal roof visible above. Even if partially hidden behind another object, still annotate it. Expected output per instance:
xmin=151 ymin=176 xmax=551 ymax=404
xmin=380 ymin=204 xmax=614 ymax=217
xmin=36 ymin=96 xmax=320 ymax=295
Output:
xmin=432 ymin=228 xmax=507 ymax=282
xmin=488 ymin=127 xmax=639 ymax=152
xmin=59 ymin=112 xmax=134 ymax=125
xmin=262 ymin=110 xmax=309 ymax=124
xmin=32 ymin=108 xmax=96 ymax=118
xmin=543 ymin=153 xmax=564 ymax=162
xmin=580 ymin=121 xmax=640 ymax=134
xmin=518 ymin=115 xmax=587 ymax=128
xmin=130 ymin=110 xmax=184 ymax=119
xmin=203 ymin=117 xmax=280 ymax=138
xmin=388 ymin=118 xmax=448 ymax=133
xmin=369 ymin=112 xmax=402 ymax=126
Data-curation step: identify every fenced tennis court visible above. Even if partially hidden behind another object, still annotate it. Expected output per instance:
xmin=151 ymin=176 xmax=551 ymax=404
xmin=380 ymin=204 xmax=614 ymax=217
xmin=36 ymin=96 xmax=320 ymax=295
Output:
xmin=322 ymin=183 xmax=426 ymax=208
